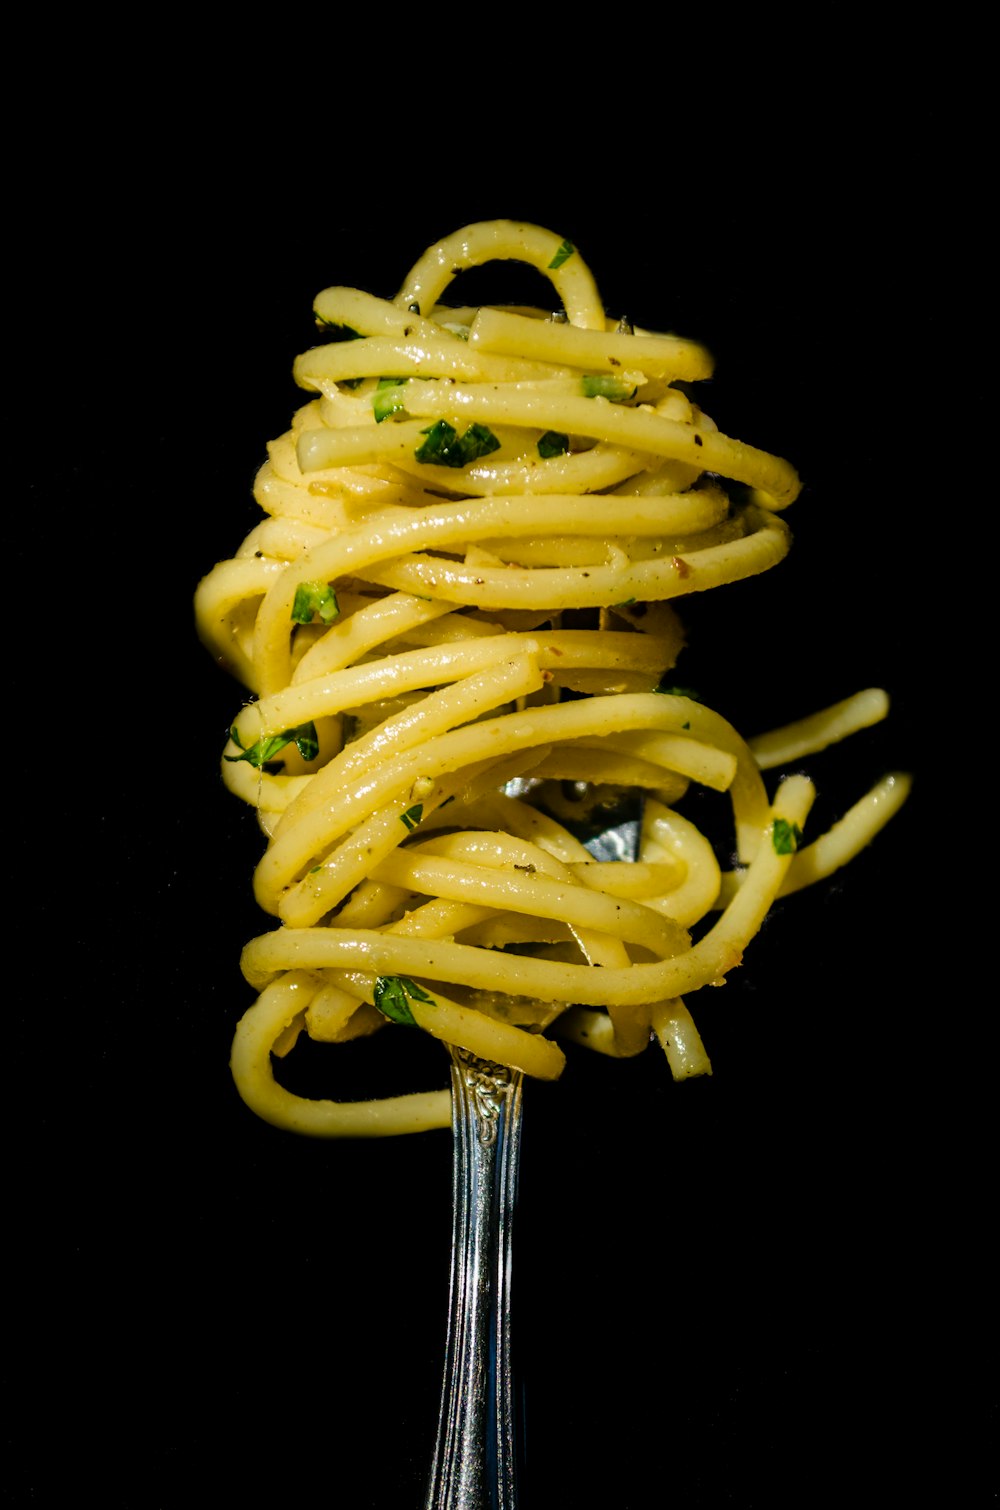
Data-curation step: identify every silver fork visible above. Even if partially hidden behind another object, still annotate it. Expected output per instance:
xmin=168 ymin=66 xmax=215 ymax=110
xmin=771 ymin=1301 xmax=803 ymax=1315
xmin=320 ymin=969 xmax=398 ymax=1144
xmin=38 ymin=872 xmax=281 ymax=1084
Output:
xmin=424 ymin=804 xmax=643 ymax=1510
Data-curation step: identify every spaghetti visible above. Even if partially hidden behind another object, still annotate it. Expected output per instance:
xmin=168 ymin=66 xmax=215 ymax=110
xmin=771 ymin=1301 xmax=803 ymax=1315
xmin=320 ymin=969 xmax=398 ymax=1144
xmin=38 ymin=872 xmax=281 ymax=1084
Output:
xmin=195 ymin=219 xmax=910 ymax=1137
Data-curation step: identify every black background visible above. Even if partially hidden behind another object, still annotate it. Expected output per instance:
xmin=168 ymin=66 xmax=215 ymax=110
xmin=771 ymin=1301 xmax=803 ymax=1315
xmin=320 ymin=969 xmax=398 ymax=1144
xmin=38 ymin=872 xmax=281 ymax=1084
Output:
xmin=11 ymin=85 xmax=991 ymax=1509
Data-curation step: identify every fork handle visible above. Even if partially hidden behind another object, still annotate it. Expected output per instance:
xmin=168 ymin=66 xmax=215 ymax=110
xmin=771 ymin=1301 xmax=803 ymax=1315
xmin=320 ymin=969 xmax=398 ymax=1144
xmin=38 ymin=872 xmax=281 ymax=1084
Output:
xmin=425 ymin=1047 xmax=525 ymax=1510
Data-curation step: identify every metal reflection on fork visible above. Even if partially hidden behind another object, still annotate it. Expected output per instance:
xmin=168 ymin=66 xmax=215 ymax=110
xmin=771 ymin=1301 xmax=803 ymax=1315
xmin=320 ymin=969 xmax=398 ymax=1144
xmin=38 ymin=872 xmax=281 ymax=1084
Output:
xmin=424 ymin=796 xmax=643 ymax=1510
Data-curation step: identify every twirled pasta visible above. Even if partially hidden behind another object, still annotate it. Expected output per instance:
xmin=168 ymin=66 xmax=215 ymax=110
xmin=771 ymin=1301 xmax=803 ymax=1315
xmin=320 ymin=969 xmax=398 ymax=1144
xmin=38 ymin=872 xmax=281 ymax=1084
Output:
xmin=195 ymin=220 xmax=910 ymax=1137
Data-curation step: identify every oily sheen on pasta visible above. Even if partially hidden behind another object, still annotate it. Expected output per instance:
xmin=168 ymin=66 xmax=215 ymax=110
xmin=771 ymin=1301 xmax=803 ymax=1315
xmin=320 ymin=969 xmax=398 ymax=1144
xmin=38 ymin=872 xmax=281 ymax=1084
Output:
xmin=195 ymin=220 xmax=910 ymax=1137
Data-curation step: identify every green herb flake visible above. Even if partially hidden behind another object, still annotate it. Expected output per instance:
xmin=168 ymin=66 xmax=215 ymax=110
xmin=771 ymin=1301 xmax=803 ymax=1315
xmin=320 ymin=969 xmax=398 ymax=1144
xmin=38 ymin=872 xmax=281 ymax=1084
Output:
xmin=548 ymin=239 xmax=575 ymax=270
xmin=373 ymin=379 xmax=409 ymax=423
xmin=582 ymin=375 xmax=637 ymax=402
xmin=460 ymin=422 xmax=501 ymax=463
xmin=316 ymin=319 xmax=363 ymax=341
xmin=537 ymin=430 xmax=569 ymax=458
xmin=771 ymin=818 xmax=803 ymax=856
xmin=401 ymin=803 xmax=424 ymax=830
xmin=656 ymin=680 xmax=702 ymax=701
xmin=415 ymin=420 xmax=501 ymax=469
xmin=373 ymin=975 xmax=434 ymax=1025
xmin=291 ymin=724 xmax=319 ymax=762
xmin=415 ymin=420 xmax=460 ymax=465
xmin=292 ymin=581 xmax=340 ymax=625
xmin=225 ymin=720 xmax=319 ymax=769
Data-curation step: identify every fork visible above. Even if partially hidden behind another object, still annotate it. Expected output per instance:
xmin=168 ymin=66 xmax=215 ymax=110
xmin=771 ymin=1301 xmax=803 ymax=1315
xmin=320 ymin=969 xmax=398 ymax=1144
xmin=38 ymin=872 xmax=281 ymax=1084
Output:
xmin=424 ymin=804 xmax=643 ymax=1510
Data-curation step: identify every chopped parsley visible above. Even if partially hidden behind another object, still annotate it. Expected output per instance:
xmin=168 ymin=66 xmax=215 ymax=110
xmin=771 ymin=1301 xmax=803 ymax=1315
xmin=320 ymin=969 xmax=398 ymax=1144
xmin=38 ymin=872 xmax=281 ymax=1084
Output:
xmin=656 ymin=680 xmax=701 ymax=700
xmin=548 ymin=239 xmax=575 ymax=270
xmin=401 ymin=803 xmax=424 ymax=830
xmin=582 ymin=375 xmax=637 ymax=402
xmin=292 ymin=581 xmax=340 ymax=625
xmin=771 ymin=818 xmax=803 ymax=855
xmin=316 ymin=318 xmax=363 ymax=340
xmin=415 ymin=420 xmax=500 ymax=468
xmin=225 ymin=720 xmax=319 ymax=768
xmin=537 ymin=430 xmax=569 ymax=458
xmin=373 ymin=378 xmax=409 ymax=423
xmin=373 ymin=975 xmax=434 ymax=1025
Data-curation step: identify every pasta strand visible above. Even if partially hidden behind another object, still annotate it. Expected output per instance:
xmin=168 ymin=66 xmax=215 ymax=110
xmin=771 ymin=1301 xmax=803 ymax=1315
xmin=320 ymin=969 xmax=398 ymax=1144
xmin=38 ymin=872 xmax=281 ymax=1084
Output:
xmin=195 ymin=220 xmax=909 ymax=1136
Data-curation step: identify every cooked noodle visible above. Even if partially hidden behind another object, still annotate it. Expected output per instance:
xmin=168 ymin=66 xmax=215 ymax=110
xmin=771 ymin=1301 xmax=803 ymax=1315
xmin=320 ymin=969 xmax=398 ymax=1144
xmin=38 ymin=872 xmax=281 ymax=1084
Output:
xmin=194 ymin=220 xmax=911 ymax=1137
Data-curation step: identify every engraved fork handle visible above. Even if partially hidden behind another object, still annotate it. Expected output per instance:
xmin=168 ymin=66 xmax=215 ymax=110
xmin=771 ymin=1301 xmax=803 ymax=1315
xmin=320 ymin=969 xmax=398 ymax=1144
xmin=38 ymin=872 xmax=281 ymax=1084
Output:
xmin=425 ymin=1046 xmax=524 ymax=1510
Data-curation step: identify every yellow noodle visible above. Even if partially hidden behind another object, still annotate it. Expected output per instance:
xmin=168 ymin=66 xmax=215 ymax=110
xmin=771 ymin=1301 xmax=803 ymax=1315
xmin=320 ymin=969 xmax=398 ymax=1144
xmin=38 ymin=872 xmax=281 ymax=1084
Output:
xmin=195 ymin=219 xmax=909 ymax=1136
